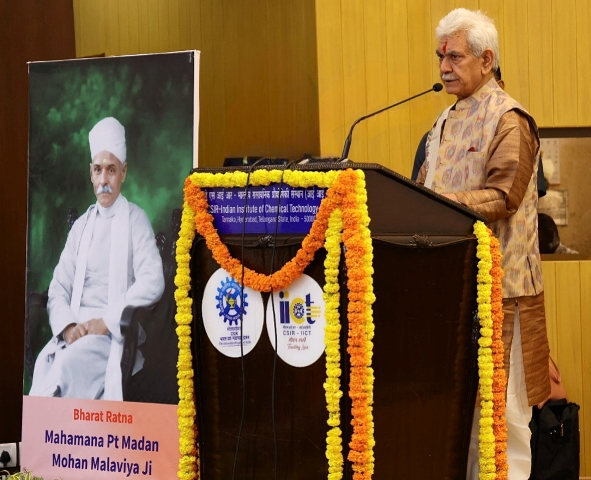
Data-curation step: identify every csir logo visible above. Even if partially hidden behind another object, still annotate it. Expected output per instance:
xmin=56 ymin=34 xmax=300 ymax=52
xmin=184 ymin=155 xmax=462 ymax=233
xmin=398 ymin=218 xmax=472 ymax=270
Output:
xmin=278 ymin=291 xmax=321 ymax=325
xmin=215 ymin=277 xmax=248 ymax=325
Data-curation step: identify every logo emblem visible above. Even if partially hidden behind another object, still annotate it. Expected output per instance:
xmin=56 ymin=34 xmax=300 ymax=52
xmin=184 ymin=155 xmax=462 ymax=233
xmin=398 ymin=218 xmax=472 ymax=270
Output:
xmin=278 ymin=291 xmax=321 ymax=325
xmin=266 ymin=274 xmax=326 ymax=368
xmin=215 ymin=277 xmax=248 ymax=325
xmin=202 ymin=268 xmax=264 ymax=358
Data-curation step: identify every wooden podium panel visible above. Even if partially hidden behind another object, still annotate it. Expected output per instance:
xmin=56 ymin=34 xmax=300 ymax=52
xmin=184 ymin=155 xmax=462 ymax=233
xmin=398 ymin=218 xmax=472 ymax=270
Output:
xmin=189 ymin=164 xmax=483 ymax=479
xmin=192 ymin=240 xmax=329 ymax=479
xmin=371 ymin=238 xmax=478 ymax=479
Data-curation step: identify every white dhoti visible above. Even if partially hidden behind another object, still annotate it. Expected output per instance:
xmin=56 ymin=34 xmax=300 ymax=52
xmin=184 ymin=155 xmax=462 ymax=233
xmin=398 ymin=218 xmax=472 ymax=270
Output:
xmin=467 ymin=308 xmax=532 ymax=480
xmin=30 ymin=334 xmax=111 ymax=399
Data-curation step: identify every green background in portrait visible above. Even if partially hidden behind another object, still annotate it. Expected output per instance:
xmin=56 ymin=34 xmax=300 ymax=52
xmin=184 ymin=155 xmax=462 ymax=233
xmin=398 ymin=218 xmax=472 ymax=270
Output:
xmin=25 ymin=52 xmax=196 ymax=392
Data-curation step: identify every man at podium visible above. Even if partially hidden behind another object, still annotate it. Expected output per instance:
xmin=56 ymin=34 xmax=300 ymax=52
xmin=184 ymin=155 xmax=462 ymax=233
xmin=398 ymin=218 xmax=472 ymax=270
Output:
xmin=415 ymin=8 xmax=551 ymax=480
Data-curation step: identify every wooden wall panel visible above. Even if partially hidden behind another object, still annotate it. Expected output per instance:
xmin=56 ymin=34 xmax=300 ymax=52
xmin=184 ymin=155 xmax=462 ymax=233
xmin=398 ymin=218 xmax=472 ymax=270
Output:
xmin=581 ymin=261 xmax=591 ymax=475
xmin=0 ymin=0 xmax=76 ymax=444
xmin=199 ymin=0 xmax=226 ymax=166
xmin=315 ymin=0 xmax=345 ymax=158
xmin=406 ymin=0 xmax=440 ymax=176
xmin=340 ymin=0 xmax=368 ymax=163
xmin=107 ymin=0 xmax=121 ymax=54
xmin=136 ymin=0 xmax=151 ymax=53
xmin=263 ymin=0 xmax=287 ymax=157
xmin=75 ymin=0 xmax=591 ymax=168
xmin=576 ymin=0 xmax=591 ymax=125
xmin=168 ymin=0 xmax=181 ymax=52
xmin=316 ymin=0 xmax=457 ymax=174
xmin=552 ymin=0 xmax=578 ymax=126
xmin=363 ymin=1 xmax=390 ymax=168
xmin=118 ymin=0 xmax=131 ymax=53
xmin=315 ymin=0 xmax=588 ymax=173
xmin=384 ymin=0 xmax=411 ymax=174
xmin=294 ymin=0 xmax=321 ymax=158
xmin=74 ymin=0 xmax=591 ymax=172
xmin=502 ymin=0 xmax=530 ymax=110
xmin=73 ymin=0 xmax=320 ymax=167
xmin=479 ymin=0 xmax=505 ymax=67
xmin=543 ymin=260 xmax=591 ymax=475
xmin=527 ymin=0 xmax=554 ymax=126
xmin=555 ymin=261 xmax=584 ymax=473
xmin=314 ymin=0 xmax=591 ymax=175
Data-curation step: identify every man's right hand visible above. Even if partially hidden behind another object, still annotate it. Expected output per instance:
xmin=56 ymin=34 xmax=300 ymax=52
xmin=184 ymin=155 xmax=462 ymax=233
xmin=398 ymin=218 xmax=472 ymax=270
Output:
xmin=64 ymin=323 xmax=87 ymax=345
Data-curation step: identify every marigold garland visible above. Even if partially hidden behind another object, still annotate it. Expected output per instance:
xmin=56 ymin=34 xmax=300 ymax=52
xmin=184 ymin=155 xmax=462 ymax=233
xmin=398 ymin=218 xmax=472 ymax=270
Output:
xmin=175 ymin=173 xmax=505 ymax=480
xmin=323 ymin=207 xmax=344 ymax=480
xmin=343 ymin=170 xmax=375 ymax=480
xmin=320 ymin=172 xmax=376 ymax=480
xmin=175 ymin=170 xmax=504 ymax=479
xmin=473 ymin=221 xmax=508 ymax=480
xmin=184 ymin=171 xmax=341 ymax=292
xmin=175 ymin=168 xmax=376 ymax=479
xmin=175 ymin=203 xmax=198 ymax=480
xmin=488 ymin=228 xmax=508 ymax=479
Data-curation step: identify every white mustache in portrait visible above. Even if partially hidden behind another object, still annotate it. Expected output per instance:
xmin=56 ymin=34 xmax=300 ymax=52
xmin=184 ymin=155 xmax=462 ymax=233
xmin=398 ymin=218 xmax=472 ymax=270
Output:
xmin=96 ymin=185 xmax=113 ymax=194
xmin=441 ymin=73 xmax=458 ymax=81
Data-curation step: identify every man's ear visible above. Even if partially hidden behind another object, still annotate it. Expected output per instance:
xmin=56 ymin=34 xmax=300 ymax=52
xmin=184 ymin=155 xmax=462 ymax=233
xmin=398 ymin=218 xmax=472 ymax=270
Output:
xmin=121 ymin=162 xmax=128 ymax=182
xmin=481 ymin=49 xmax=494 ymax=74
xmin=89 ymin=163 xmax=93 ymax=181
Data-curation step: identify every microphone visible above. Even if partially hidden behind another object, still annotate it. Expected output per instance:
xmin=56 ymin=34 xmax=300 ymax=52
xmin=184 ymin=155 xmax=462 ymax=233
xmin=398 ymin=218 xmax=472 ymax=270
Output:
xmin=340 ymin=83 xmax=443 ymax=160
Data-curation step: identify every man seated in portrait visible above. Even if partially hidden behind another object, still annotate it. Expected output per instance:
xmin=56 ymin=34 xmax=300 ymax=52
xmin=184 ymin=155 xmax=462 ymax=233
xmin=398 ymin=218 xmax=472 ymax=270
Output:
xmin=30 ymin=117 xmax=165 ymax=401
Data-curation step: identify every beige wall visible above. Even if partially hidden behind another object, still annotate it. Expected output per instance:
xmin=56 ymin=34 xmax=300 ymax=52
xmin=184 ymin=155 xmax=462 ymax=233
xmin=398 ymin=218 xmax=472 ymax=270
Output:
xmin=543 ymin=260 xmax=591 ymax=475
xmin=74 ymin=1 xmax=591 ymax=172
xmin=315 ymin=0 xmax=591 ymax=175
xmin=73 ymin=0 xmax=320 ymax=168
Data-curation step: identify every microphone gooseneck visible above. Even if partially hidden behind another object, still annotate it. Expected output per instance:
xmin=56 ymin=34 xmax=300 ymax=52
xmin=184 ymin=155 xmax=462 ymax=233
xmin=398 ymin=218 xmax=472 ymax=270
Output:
xmin=340 ymin=83 xmax=443 ymax=160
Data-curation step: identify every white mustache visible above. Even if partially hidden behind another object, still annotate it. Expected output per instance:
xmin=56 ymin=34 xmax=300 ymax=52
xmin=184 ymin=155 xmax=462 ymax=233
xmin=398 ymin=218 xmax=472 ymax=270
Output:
xmin=441 ymin=73 xmax=458 ymax=81
xmin=96 ymin=185 xmax=113 ymax=194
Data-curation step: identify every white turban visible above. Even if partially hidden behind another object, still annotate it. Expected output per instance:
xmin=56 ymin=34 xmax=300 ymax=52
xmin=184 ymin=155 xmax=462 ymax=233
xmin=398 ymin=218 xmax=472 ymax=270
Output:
xmin=89 ymin=117 xmax=127 ymax=164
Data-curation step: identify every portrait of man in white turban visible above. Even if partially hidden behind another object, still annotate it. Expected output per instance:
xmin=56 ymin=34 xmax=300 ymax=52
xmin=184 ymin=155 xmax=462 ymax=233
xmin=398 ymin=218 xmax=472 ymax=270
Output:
xmin=29 ymin=116 xmax=165 ymax=401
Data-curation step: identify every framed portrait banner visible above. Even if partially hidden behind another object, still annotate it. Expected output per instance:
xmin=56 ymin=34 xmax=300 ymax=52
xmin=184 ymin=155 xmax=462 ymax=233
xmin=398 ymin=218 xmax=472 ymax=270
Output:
xmin=22 ymin=51 xmax=199 ymax=479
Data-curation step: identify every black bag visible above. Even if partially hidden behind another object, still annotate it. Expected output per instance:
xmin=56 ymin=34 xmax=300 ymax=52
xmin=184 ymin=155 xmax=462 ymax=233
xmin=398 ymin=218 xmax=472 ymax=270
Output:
xmin=529 ymin=399 xmax=580 ymax=480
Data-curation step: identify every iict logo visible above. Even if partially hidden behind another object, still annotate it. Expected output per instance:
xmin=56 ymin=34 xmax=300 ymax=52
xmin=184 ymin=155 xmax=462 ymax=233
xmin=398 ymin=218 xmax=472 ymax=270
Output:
xmin=266 ymin=274 xmax=326 ymax=368
xmin=278 ymin=290 xmax=321 ymax=325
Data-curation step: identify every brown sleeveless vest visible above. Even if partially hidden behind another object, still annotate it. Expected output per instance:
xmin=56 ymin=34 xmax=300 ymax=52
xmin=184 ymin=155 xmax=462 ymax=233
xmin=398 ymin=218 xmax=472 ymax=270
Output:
xmin=425 ymin=78 xmax=543 ymax=299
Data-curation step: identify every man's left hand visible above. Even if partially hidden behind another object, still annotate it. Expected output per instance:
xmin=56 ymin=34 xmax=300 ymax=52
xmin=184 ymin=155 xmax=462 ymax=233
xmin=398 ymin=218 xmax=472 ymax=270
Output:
xmin=84 ymin=318 xmax=109 ymax=335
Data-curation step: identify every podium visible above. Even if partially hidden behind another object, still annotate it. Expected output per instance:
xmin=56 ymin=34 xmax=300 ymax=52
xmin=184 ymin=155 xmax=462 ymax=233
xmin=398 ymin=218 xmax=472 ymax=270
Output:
xmin=189 ymin=163 xmax=485 ymax=479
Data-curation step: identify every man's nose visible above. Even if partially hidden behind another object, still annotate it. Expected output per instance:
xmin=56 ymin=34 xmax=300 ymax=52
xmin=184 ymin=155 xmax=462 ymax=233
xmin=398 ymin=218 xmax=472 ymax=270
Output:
xmin=440 ymin=56 xmax=452 ymax=72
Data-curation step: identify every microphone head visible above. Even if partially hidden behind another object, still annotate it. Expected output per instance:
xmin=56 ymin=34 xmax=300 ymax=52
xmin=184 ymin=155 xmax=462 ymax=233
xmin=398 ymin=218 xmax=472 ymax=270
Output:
xmin=433 ymin=83 xmax=443 ymax=92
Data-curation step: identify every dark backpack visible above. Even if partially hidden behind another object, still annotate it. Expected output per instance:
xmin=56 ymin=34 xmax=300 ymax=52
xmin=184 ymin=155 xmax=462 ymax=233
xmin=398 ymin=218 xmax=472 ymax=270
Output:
xmin=529 ymin=399 xmax=580 ymax=480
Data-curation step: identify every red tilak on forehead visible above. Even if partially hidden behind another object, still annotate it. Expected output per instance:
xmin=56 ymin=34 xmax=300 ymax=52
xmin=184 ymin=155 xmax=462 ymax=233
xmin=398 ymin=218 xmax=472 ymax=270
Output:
xmin=442 ymin=41 xmax=447 ymax=54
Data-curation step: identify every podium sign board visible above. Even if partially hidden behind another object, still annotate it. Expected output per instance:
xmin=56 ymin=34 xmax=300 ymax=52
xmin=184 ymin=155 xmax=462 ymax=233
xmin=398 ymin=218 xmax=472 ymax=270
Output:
xmin=204 ymin=185 xmax=326 ymax=235
xmin=191 ymin=164 xmax=484 ymax=479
